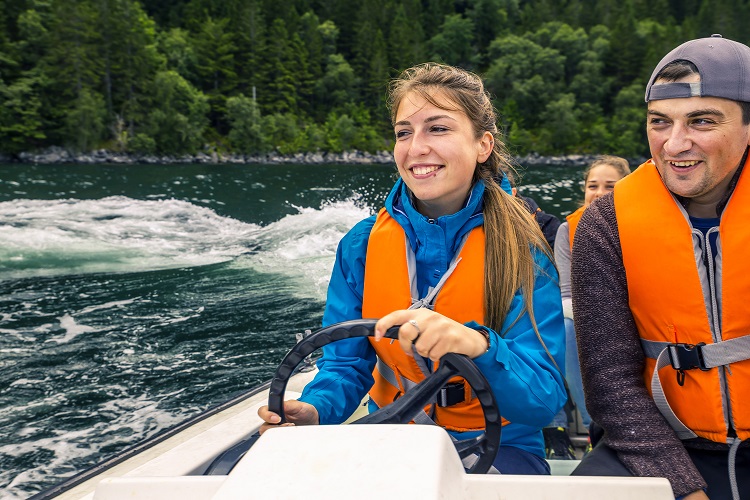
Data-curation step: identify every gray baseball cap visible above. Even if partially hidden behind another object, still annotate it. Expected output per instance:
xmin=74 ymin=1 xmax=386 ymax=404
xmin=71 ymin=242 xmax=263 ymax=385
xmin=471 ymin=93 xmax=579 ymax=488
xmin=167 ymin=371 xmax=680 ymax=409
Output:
xmin=645 ymin=34 xmax=750 ymax=102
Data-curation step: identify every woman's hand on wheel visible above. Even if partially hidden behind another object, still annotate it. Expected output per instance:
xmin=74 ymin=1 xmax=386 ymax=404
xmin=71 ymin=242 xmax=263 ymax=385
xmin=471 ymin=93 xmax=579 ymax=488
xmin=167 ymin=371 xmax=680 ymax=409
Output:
xmin=374 ymin=309 xmax=489 ymax=361
xmin=257 ymin=400 xmax=319 ymax=434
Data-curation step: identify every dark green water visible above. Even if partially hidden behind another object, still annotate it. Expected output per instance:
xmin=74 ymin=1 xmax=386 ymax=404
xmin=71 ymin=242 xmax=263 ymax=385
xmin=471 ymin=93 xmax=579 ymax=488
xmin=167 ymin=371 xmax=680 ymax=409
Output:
xmin=0 ymin=162 xmax=583 ymax=497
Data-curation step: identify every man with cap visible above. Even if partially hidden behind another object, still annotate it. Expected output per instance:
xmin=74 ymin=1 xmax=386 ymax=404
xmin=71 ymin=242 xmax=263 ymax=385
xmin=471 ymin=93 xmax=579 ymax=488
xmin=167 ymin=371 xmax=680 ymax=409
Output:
xmin=570 ymin=34 xmax=750 ymax=500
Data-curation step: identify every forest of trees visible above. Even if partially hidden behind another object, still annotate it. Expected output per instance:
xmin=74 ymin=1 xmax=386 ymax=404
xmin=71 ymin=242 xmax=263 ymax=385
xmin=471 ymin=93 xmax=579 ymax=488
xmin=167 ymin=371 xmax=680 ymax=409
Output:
xmin=1 ymin=0 xmax=749 ymax=159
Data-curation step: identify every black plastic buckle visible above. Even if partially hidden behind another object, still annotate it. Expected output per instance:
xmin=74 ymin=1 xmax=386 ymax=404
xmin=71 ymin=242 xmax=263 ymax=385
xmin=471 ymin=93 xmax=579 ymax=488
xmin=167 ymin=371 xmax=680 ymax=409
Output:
xmin=667 ymin=343 xmax=708 ymax=371
xmin=667 ymin=343 xmax=709 ymax=386
xmin=438 ymin=382 xmax=465 ymax=407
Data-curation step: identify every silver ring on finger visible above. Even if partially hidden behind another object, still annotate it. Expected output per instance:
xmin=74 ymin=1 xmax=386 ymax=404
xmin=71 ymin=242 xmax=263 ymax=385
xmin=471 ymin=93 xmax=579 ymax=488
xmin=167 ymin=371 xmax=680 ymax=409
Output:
xmin=408 ymin=319 xmax=421 ymax=343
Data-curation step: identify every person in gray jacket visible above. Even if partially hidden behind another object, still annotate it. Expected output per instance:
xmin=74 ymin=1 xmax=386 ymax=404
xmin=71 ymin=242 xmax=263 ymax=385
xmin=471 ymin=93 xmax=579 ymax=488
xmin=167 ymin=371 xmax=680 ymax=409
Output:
xmin=571 ymin=35 xmax=750 ymax=500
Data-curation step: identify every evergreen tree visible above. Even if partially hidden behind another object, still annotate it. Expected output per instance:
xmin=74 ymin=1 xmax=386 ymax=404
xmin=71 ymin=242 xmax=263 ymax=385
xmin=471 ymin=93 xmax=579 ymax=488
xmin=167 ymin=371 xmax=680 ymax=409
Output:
xmin=192 ymin=16 xmax=238 ymax=133
xmin=0 ymin=0 xmax=743 ymax=157
xmin=314 ymin=54 xmax=360 ymax=116
xmin=421 ymin=0 xmax=456 ymax=39
xmin=136 ymin=70 xmax=209 ymax=154
xmin=538 ymin=93 xmax=580 ymax=154
xmin=352 ymin=18 xmax=390 ymax=112
xmin=533 ymin=22 xmax=588 ymax=84
xmin=485 ymin=34 xmax=566 ymax=124
xmin=389 ymin=2 xmax=425 ymax=73
xmin=64 ymin=88 xmax=107 ymax=151
xmin=260 ymin=19 xmax=299 ymax=115
xmin=299 ymin=11 xmax=325 ymax=83
xmin=609 ymin=82 xmax=649 ymax=158
xmin=159 ymin=28 xmax=198 ymax=83
xmin=0 ymin=72 xmax=46 ymax=153
xmin=226 ymin=93 xmax=264 ymax=153
xmin=607 ymin=0 xmax=646 ymax=86
xmin=232 ymin=0 xmax=266 ymax=96
xmin=95 ymin=0 xmax=164 ymax=136
xmin=427 ymin=14 xmax=475 ymax=67
xmin=467 ymin=0 xmax=507 ymax=55
xmin=322 ymin=0 xmax=362 ymax=61
xmin=43 ymin=0 xmax=104 ymax=146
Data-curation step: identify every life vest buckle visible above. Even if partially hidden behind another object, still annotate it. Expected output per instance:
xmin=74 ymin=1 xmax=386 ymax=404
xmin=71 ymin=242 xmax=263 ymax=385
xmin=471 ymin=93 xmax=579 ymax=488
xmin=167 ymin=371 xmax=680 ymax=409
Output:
xmin=667 ymin=342 xmax=709 ymax=372
xmin=437 ymin=382 xmax=466 ymax=407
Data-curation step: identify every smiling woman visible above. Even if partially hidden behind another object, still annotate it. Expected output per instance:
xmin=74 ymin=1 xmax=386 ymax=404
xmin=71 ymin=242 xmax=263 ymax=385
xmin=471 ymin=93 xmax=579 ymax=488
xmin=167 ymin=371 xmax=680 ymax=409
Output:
xmin=257 ymin=62 xmax=567 ymax=476
xmin=392 ymin=91 xmax=492 ymax=219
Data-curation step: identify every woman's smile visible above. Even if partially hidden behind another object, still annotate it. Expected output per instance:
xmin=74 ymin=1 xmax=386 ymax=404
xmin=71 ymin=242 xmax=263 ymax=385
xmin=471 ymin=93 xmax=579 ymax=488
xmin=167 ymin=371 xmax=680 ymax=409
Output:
xmin=410 ymin=164 xmax=443 ymax=177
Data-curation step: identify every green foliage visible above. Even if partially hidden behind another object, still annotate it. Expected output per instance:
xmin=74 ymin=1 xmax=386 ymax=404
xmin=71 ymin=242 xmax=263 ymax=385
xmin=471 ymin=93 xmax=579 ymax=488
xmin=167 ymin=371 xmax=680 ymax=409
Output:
xmin=0 ymin=72 xmax=47 ymax=153
xmin=468 ymin=0 xmax=508 ymax=55
xmin=538 ymin=93 xmax=580 ymax=154
xmin=226 ymin=93 xmax=264 ymax=154
xmin=427 ymin=14 xmax=475 ymax=67
xmin=609 ymin=82 xmax=649 ymax=158
xmin=389 ymin=2 xmax=425 ymax=72
xmin=324 ymin=104 xmax=384 ymax=153
xmin=261 ymin=113 xmax=302 ymax=154
xmin=159 ymin=28 xmax=198 ymax=82
xmin=135 ymin=70 xmax=209 ymax=154
xmin=2 ymin=0 xmax=749 ymax=157
xmin=314 ymin=54 xmax=360 ymax=115
xmin=64 ymin=88 xmax=107 ymax=152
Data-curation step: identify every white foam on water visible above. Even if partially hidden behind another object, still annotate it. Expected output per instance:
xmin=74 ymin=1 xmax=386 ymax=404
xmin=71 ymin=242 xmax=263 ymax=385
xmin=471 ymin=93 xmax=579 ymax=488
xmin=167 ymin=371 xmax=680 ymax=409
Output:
xmin=237 ymin=197 xmax=373 ymax=300
xmin=78 ymin=298 xmax=141 ymax=315
xmin=45 ymin=313 xmax=99 ymax=344
xmin=0 ymin=393 xmax=186 ymax=498
xmin=0 ymin=195 xmax=371 ymax=297
xmin=0 ymin=196 xmax=261 ymax=281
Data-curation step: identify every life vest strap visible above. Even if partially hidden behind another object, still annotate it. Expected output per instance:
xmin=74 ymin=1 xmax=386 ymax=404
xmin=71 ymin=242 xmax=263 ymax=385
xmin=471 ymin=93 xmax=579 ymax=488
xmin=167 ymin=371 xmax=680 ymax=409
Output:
xmin=641 ymin=337 xmax=750 ymax=370
xmin=376 ymin=358 xmax=475 ymax=407
xmin=406 ymin=233 xmax=468 ymax=310
xmin=374 ymin=360 xmax=499 ymax=474
xmin=641 ymin=336 xmax=750 ymax=441
xmin=728 ymin=437 xmax=743 ymax=500
xmin=650 ymin=346 xmax=698 ymax=440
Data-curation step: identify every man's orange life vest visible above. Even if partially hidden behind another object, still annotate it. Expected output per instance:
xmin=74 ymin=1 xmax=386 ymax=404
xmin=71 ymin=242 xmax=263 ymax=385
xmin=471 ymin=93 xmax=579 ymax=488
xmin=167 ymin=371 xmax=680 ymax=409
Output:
xmin=614 ymin=159 xmax=750 ymax=443
xmin=362 ymin=209 xmax=495 ymax=432
xmin=565 ymin=206 xmax=586 ymax=251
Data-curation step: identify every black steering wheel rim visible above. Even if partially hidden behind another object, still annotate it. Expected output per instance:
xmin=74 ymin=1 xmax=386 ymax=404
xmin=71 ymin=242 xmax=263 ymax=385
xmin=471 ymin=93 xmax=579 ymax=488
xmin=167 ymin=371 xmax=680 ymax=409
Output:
xmin=267 ymin=319 xmax=502 ymax=474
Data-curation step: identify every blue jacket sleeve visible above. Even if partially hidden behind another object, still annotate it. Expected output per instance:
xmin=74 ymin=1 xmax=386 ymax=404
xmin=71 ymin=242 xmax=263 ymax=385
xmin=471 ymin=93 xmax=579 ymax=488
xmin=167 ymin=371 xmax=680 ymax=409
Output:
xmin=298 ymin=217 xmax=378 ymax=424
xmin=469 ymin=249 xmax=567 ymax=428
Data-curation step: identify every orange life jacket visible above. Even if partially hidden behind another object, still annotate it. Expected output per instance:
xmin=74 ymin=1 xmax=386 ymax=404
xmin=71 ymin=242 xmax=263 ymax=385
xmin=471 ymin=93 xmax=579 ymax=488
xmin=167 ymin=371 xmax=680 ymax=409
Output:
xmin=565 ymin=206 xmax=586 ymax=251
xmin=362 ymin=208 xmax=498 ymax=432
xmin=615 ymin=159 xmax=750 ymax=443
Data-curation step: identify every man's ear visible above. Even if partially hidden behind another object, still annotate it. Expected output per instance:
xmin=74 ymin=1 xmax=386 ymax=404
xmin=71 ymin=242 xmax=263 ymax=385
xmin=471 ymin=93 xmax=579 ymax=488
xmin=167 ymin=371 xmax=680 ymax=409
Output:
xmin=477 ymin=131 xmax=494 ymax=163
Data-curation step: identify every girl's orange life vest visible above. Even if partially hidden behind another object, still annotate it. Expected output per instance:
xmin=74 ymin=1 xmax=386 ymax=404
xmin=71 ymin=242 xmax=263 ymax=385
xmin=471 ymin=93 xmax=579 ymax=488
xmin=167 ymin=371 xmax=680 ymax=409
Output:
xmin=362 ymin=209 xmax=504 ymax=432
xmin=614 ymin=159 xmax=750 ymax=443
xmin=565 ymin=206 xmax=587 ymax=251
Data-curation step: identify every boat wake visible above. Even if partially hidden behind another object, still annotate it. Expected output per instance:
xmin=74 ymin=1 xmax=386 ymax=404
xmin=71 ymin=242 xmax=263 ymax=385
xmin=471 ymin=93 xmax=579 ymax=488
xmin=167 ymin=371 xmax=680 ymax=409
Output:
xmin=0 ymin=196 xmax=371 ymax=291
xmin=0 ymin=195 xmax=373 ymax=497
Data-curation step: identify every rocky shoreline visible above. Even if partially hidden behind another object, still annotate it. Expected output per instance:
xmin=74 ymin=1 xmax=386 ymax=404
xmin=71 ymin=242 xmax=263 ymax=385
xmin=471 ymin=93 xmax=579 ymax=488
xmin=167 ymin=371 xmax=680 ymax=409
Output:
xmin=0 ymin=146 xmax=645 ymax=168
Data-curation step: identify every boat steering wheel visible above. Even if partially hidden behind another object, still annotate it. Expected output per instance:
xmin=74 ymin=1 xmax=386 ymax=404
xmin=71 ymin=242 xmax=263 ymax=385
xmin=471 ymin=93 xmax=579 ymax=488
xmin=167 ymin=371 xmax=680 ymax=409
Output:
xmin=266 ymin=319 xmax=502 ymax=474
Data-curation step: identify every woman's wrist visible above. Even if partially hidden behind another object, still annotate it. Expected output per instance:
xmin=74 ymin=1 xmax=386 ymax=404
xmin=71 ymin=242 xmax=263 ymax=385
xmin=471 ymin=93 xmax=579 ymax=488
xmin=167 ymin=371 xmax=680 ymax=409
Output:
xmin=474 ymin=328 xmax=491 ymax=356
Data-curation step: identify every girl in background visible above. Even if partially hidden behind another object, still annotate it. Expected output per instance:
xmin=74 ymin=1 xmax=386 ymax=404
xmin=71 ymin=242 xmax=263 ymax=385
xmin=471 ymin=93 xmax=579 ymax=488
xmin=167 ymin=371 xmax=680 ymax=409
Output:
xmin=554 ymin=156 xmax=631 ymax=434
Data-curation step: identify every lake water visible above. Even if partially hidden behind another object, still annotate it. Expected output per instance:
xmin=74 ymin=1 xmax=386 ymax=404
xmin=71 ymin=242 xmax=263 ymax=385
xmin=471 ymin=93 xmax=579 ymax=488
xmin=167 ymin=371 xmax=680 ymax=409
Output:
xmin=0 ymin=162 xmax=583 ymax=497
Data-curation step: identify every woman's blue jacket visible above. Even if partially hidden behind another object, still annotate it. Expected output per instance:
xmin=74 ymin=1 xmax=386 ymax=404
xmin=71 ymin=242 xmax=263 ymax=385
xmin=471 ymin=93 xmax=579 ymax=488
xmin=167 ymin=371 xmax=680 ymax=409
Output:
xmin=299 ymin=179 xmax=567 ymax=458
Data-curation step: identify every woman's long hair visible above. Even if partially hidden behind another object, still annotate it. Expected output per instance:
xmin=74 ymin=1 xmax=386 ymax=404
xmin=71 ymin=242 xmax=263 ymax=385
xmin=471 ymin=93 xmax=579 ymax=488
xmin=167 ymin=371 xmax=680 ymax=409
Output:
xmin=388 ymin=62 xmax=553 ymax=337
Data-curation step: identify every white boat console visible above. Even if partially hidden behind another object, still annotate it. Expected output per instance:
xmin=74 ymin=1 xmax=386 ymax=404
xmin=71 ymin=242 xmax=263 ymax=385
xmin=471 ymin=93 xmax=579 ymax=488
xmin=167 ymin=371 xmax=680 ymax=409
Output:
xmin=92 ymin=424 xmax=673 ymax=500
